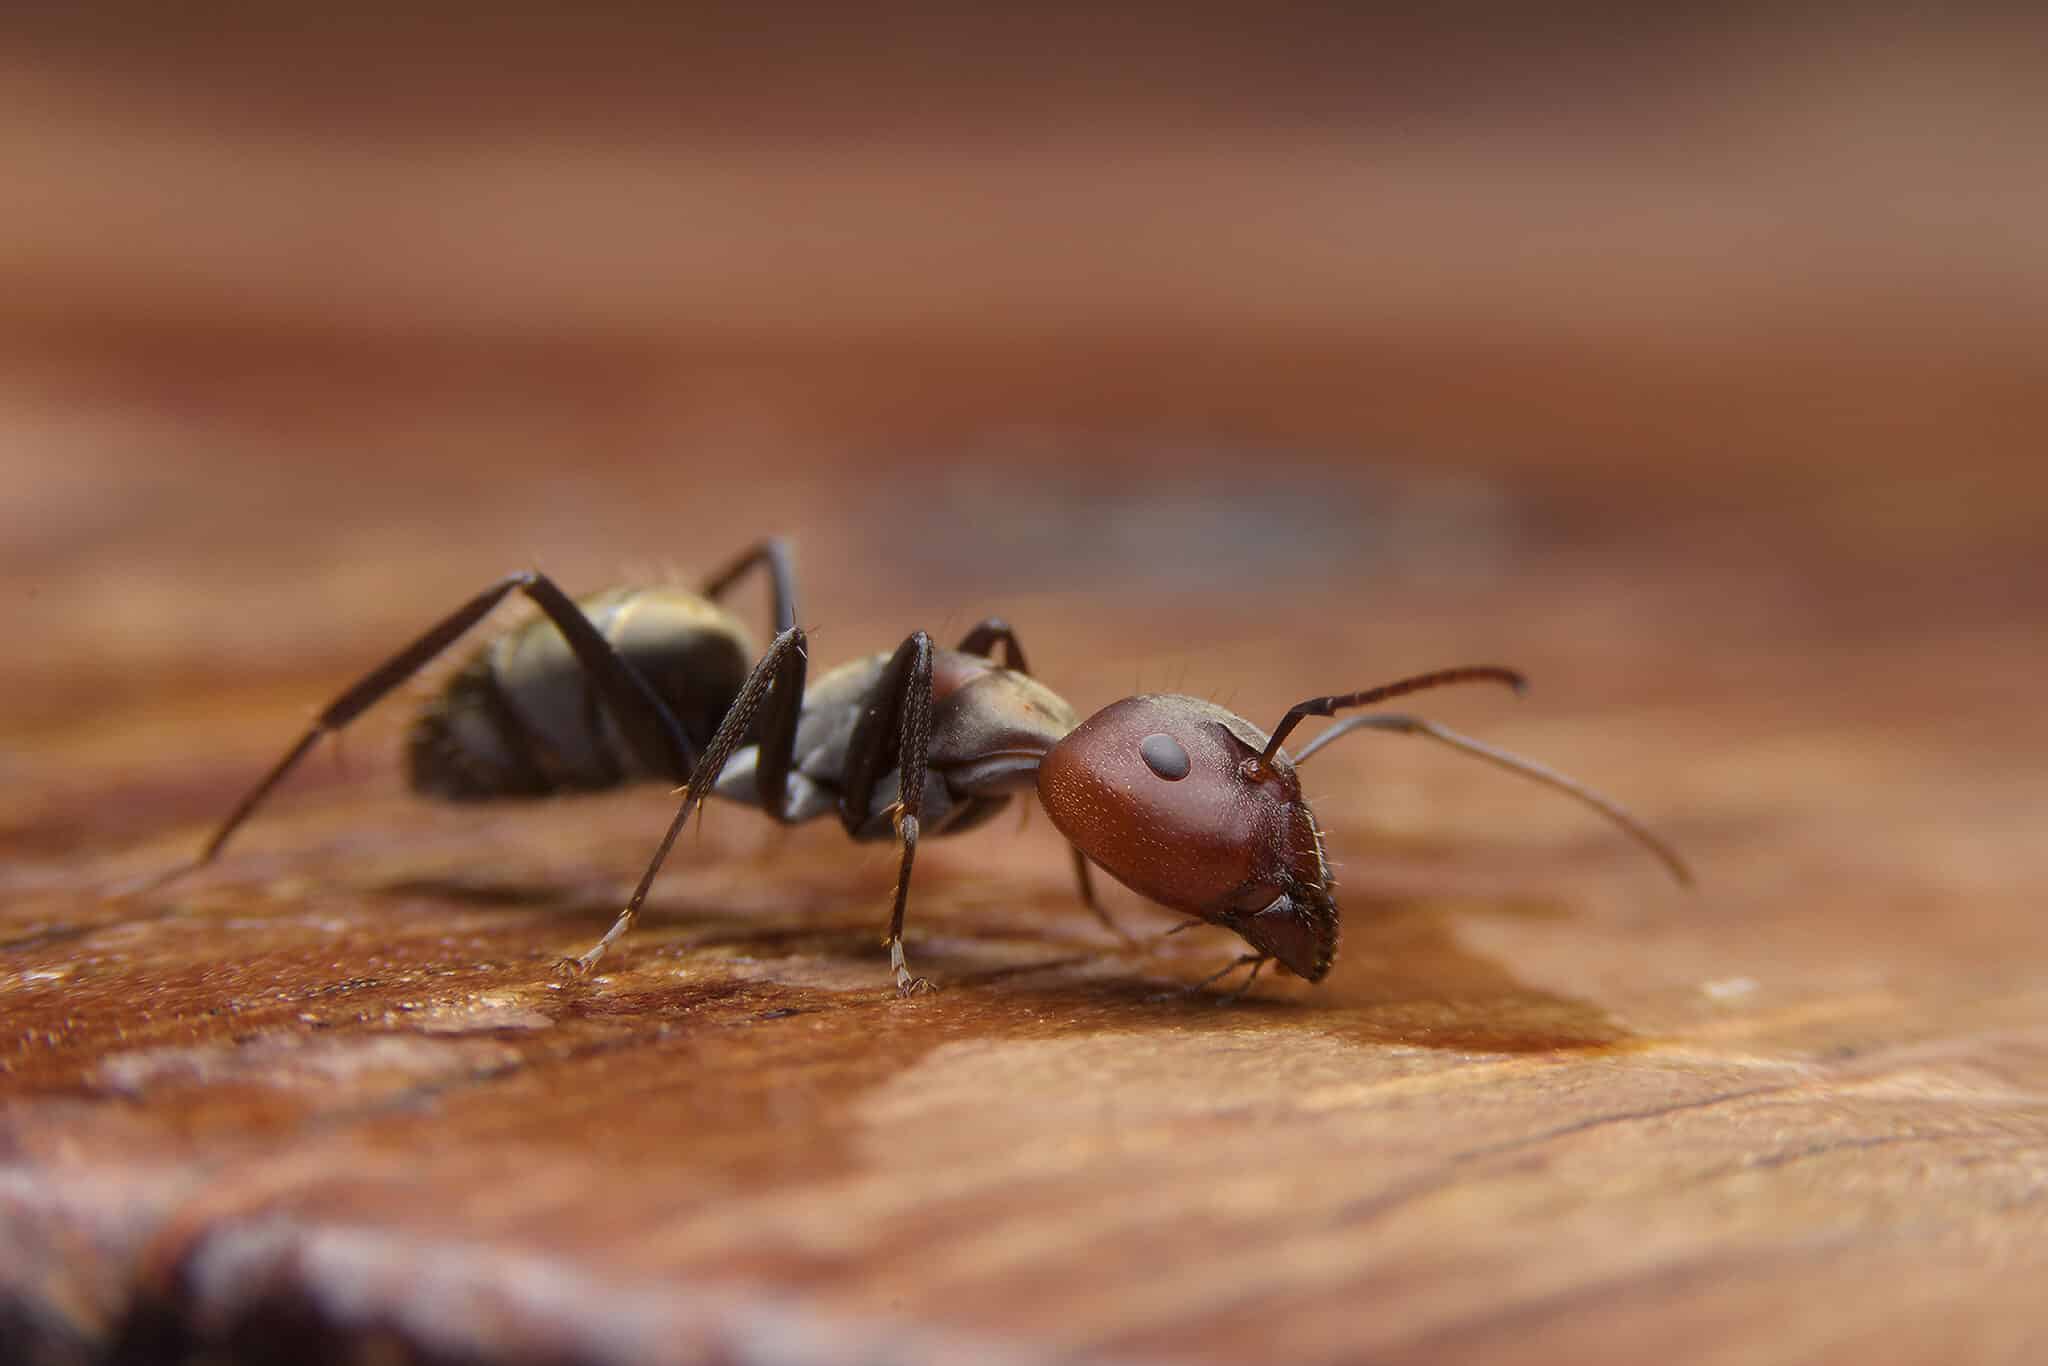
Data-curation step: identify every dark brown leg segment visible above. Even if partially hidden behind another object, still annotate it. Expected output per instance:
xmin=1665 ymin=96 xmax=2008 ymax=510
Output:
xmin=565 ymin=624 xmax=810 ymax=975
xmin=1069 ymin=846 xmax=1137 ymax=945
xmin=1191 ymin=952 xmax=1269 ymax=999
xmin=955 ymin=620 xmax=1122 ymax=942
xmin=699 ymin=537 xmax=799 ymax=635
xmin=840 ymin=632 xmax=936 ymax=994
xmin=955 ymin=618 xmax=1028 ymax=673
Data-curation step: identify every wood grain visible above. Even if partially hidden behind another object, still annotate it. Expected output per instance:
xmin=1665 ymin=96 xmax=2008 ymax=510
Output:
xmin=6 ymin=16 xmax=2048 ymax=1364
xmin=7 ymin=450 xmax=2043 ymax=1364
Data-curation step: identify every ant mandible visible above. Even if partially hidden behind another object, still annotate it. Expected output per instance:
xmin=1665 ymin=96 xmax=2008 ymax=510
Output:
xmin=579 ymin=618 xmax=1691 ymax=996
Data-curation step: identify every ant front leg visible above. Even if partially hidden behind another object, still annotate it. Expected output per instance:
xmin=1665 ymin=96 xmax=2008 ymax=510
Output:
xmin=1192 ymin=953 xmax=1271 ymax=1002
xmin=160 ymin=571 xmax=695 ymax=887
xmin=1069 ymin=847 xmax=1139 ymax=947
xmin=958 ymin=618 xmax=1133 ymax=946
xmin=564 ymin=624 xmax=809 ymax=976
xmin=841 ymin=632 xmax=937 ymax=995
xmin=1142 ymin=948 xmax=1270 ymax=1005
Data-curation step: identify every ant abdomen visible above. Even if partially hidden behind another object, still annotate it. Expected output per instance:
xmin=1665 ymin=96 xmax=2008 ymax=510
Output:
xmin=406 ymin=587 xmax=756 ymax=801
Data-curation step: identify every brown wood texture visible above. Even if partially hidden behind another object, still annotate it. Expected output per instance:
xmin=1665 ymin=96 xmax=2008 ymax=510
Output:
xmin=6 ymin=15 xmax=2048 ymax=1364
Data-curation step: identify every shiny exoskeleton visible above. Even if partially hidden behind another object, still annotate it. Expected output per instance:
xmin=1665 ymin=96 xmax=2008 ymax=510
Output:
xmin=1037 ymin=695 xmax=1346 ymax=985
xmin=1037 ymin=672 xmax=1691 ymax=993
xmin=166 ymin=540 xmax=803 ymax=879
xmin=588 ymin=632 xmax=1691 ymax=994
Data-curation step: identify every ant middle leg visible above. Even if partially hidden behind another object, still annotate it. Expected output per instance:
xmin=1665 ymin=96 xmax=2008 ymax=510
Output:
xmin=564 ymin=624 xmax=809 ymax=976
xmin=841 ymin=632 xmax=937 ymax=995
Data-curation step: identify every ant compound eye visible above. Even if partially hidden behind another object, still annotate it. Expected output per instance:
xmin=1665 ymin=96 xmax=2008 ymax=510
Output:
xmin=1139 ymin=732 xmax=1191 ymax=781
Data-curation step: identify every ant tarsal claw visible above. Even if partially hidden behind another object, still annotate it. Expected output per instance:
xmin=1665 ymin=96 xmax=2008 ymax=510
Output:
xmin=889 ymin=939 xmax=935 ymax=997
xmin=561 ymin=930 xmax=624 ymax=978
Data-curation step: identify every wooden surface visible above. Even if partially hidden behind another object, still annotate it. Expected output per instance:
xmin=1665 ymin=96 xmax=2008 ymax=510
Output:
xmin=6 ymin=14 xmax=2048 ymax=1364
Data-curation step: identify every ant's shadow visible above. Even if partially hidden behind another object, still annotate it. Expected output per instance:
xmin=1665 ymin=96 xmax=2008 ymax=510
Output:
xmin=1305 ymin=895 xmax=1630 ymax=1052
xmin=946 ymin=893 xmax=1631 ymax=1055
xmin=373 ymin=875 xmax=1627 ymax=1055
xmin=374 ymin=873 xmax=632 ymax=919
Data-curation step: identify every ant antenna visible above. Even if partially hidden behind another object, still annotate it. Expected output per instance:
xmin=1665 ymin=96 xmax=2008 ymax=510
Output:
xmin=1291 ymin=713 xmax=1692 ymax=886
xmin=1261 ymin=667 xmax=1525 ymax=762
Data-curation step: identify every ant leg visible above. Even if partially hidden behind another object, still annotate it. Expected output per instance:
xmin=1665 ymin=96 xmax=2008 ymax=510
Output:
xmin=699 ymin=537 xmax=798 ymax=635
xmin=1130 ymin=916 xmax=1207 ymax=957
xmin=841 ymin=632 xmax=936 ymax=995
xmin=1069 ymin=847 xmax=1138 ymax=946
xmin=883 ymin=817 xmax=931 ymax=996
xmin=1191 ymin=953 xmax=1269 ymax=999
xmin=956 ymin=618 xmax=1028 ymax=673
xmin=166 ymin=571 xmax=694 ymax=883
xmin=565 ymin=625 xmax=809 ymax=976
xmin=959 ymin=621 xmax=1122 ymax=943
xmin=1216 ymin=956 xmax=1269 ymax=1002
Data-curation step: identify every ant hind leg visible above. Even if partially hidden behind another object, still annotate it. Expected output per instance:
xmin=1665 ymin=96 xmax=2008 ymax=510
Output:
xmin=151 ymin=571 xmax=694 ymax=892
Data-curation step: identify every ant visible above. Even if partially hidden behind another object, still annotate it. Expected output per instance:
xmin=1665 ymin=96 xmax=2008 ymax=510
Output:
xmin=582 ymin=624 xmax=1691 ymax=995
xmin=169 ymin=539 xmax=1689 ymax=998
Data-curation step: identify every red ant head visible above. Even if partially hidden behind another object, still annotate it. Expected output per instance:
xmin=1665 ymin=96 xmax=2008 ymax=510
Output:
xmin=1037 ymin=694 xmax=1338 ymax=981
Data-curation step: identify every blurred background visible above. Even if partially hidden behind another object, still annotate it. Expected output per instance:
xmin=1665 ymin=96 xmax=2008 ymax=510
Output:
xmin=3 ymin=4 xmax=2044 ymax=859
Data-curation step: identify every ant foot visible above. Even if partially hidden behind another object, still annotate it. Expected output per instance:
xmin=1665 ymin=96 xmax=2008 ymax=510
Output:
xmin=559 ymin=911 xmax=636 ymax=980
xmin=555 ymin=945 xmax=608 ymax=980
xmin=888 ymin=939 xmax=935 ymax=997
